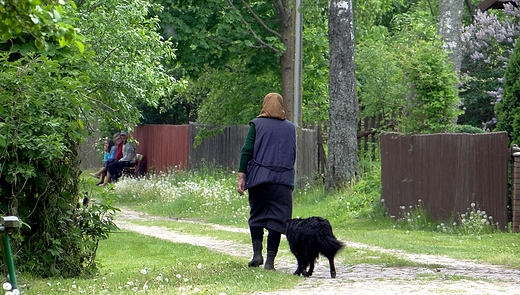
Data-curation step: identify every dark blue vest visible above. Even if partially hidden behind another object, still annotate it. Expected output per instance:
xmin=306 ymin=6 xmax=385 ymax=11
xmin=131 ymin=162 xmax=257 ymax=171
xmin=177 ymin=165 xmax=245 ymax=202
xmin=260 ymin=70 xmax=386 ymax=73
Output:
xmin=245 ymin=117 xmax=296 ymax=190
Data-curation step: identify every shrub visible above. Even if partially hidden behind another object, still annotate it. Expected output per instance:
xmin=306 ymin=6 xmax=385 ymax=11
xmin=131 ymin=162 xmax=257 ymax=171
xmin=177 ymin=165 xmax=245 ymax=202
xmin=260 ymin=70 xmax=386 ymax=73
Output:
xmin=450 ymin=124 xmax=486 ymax=134
xmin=495 ymin=35 xmax=520 ymax=144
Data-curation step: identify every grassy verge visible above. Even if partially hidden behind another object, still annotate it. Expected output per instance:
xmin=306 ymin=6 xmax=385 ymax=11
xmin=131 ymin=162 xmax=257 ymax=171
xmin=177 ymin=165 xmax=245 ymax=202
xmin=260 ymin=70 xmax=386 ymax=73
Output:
xmin=21 ymin=231 xmax=300 ymax=295
xmin=126 ymin=218 xmax=446 ymax=270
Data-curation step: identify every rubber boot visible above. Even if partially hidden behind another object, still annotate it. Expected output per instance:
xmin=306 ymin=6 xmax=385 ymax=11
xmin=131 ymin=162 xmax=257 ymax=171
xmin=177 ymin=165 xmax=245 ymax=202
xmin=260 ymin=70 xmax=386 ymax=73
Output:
xmin=248 ymin=240 xmax=263 ymax=267
xmin=264 ymin=250 xmax=277 ymax=270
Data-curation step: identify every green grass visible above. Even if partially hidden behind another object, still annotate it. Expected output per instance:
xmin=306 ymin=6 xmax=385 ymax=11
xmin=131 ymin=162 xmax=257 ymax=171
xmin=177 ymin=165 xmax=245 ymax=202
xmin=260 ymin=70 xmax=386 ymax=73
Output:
xmin=21 ymin=231 xmax=300 ymax=295
xmin=26 ymin=165 xmax=516 ymax=295
xmin=88 ymin=165 xmax=520 ymax=268
xmin=128 ymin=219 xmax=446 ymax=270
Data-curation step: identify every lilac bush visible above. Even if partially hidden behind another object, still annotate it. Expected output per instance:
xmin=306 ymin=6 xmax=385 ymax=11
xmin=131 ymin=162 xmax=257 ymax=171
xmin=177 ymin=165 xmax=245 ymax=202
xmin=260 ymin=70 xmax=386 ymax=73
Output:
xmin=459 ymin=1 xmax=520 ymax=129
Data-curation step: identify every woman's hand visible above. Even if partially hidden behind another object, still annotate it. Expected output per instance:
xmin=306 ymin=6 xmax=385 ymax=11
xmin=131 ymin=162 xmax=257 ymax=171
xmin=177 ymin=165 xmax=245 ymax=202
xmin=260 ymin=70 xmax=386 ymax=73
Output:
xmin=237 ymin=172 xmax=245 ymax=195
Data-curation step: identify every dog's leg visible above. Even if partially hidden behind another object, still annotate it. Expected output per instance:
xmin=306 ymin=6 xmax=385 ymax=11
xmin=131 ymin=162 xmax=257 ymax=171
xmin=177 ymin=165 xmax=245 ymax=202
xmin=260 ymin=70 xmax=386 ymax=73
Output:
xmin=302 ymin=248 xmax=318 ymax=277
xmin=328 ymin=256 xmax=337 ymax=278
xmin=304 ymin=259 xmax=315 ymax=277
xmin=293 ymin=254 xmax=305 ymax=276
xmin=294 ymin=265 xmax=303 ymax=276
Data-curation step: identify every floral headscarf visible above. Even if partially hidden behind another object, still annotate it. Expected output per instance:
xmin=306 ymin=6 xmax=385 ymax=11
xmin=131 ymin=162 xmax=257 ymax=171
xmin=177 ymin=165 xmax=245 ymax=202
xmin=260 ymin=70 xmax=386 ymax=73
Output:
xmin=257 ymin=92 xmax=286 ymax=120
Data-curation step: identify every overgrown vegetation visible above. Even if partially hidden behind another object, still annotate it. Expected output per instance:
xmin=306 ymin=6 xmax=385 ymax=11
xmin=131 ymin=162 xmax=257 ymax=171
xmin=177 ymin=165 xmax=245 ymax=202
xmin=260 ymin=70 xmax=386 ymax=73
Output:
xmin=394 ymin=201 xmax=499 ymax=235
xmin=0 ymin=0 xmax=174 ymax=278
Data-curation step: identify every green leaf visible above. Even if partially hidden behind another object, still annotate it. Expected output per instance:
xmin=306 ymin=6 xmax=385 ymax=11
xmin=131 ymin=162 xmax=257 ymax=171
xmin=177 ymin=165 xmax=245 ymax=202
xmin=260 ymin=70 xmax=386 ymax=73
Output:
xmin=10 ymin=44 xmax=21 ymax=52
xmin=30 ymin=14 xmax=40 ymax=24
xmin=20 ymin=42 xmax=36 ymax=55
xmin=58 ymin=37 xmax=66 ymax=48
xmin=75 ymin=40 xmax=84 ymax=53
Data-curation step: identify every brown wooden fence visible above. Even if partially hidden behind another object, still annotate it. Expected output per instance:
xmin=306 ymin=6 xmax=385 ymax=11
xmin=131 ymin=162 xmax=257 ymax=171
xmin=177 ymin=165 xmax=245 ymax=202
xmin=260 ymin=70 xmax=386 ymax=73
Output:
xmin=82 ymin=118 xmax=382 ymax=178
xmin=188 ymin=124 xmax=249 ymax=171
xmin=512 ymin=151 xmax=520 ymax=232
xmin=381 ymin=132 xmax=510 ymax=231
xmin=132 ymin=124 xmax=190 ymax=173
xmin=92 ymin=123 xmax=318 ymax=181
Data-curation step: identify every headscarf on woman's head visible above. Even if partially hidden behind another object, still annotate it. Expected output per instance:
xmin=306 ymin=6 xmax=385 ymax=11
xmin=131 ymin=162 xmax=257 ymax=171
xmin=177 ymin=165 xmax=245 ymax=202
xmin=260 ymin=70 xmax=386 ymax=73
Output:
xmin=257 ymin=92 xmax=286 ymax=120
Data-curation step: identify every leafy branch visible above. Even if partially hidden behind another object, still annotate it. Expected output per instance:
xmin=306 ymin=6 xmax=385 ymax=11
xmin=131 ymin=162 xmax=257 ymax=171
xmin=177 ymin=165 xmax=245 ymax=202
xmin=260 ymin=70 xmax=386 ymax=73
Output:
xmin=239 ymin=0 xmax=281 ymax=38
xmin=226 ymin=0 xmax=280 ymax=53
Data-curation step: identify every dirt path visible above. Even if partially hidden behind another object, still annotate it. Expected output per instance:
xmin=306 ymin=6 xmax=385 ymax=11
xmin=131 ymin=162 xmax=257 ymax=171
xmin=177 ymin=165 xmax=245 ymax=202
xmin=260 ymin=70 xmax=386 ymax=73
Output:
xmin=115 ymin=208 xmax=520 ymax=295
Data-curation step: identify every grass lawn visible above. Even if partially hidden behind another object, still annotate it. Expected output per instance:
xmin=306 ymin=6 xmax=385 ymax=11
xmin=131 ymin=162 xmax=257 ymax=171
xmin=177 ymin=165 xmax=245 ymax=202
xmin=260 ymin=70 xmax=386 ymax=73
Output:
xmin=21 ymin=231 xmax=301 ymax=295
xmin=17 ymin=167 xmax=517 ymax=294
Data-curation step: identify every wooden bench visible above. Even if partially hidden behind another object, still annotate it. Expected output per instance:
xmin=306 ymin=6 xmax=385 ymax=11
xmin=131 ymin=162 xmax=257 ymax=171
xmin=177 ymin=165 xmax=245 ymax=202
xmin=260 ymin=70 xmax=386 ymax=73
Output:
xmin=122 ymin=154 xmax=145 ymax=178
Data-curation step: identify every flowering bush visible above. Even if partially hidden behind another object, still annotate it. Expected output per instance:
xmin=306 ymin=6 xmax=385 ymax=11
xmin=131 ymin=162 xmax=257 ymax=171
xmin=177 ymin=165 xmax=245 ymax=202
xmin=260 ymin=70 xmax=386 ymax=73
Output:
xmin=394 ymin=200 xmax=437 ymax=231
xmin=459 ymin=2 xmax=520 ymax=129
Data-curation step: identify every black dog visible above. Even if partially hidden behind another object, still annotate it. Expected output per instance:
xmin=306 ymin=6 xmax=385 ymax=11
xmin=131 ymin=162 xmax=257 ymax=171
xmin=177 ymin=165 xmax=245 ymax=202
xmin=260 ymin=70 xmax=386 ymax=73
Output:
xmin=286 ymin=216 xmax=344 ymax=278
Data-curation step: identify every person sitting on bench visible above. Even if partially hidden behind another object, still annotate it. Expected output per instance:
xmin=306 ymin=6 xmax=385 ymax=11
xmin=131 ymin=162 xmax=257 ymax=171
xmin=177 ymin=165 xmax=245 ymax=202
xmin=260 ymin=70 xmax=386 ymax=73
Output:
xmin=90 ymin=132 xmax=120 ymax=185
xmin=99 ymin=131 xmax=137 ymax=186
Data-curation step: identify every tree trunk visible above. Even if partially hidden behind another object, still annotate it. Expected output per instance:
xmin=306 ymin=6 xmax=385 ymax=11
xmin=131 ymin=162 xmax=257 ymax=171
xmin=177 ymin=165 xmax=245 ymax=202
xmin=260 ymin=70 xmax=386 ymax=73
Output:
xmin=274 ymin=0 xmax=295 ymax=122
xmin=326 ymin=0 xmax=359 ymax=192
xmin=438 ymin=0 xmax=463 ymax=76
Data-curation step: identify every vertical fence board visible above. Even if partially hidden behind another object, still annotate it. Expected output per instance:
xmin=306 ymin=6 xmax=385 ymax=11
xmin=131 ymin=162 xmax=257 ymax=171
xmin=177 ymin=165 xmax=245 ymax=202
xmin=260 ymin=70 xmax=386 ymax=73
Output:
xmin=188 ymin=124 xmax=250 ymax=170
xmin=299 ymin=127 xmax=318 ymax=183
xmin=79 ymin=137 xmax=103 ymax=170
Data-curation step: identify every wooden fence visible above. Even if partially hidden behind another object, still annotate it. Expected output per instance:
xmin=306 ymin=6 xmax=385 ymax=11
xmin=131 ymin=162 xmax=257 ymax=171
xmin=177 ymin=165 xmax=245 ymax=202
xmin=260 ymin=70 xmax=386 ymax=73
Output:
xmin=82 ymin=117 xmax=383 ymax=178
xmin=132 ymin=124 xmax=190 ymax=172
xmin=79 ymin=137 xmax=103 ymax=171
xmin=512 ymin=151 xmax=520 ymax=232
xmin=80 ymin=123 xmax=317 ymax=181
xmin=381 ymin=132 xmax=510 ymax=231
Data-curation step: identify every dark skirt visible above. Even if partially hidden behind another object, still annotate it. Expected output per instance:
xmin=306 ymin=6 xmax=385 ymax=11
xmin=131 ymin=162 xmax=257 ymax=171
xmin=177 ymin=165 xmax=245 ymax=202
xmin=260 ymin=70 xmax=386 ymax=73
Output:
xmin=248 ymin=183 xmax=293 ymax=234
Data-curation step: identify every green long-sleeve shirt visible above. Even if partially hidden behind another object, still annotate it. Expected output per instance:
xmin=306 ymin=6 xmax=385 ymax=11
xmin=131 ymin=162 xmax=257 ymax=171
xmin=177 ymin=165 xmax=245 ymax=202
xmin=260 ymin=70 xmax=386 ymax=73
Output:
xmin=239 ymin=123 xmax=256 ymax=173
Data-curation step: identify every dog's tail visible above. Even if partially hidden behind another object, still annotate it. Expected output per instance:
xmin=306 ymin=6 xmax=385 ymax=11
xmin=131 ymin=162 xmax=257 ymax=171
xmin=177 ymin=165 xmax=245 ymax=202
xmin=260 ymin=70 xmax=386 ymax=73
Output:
xmin=319 ymin=235 xmax=345 ymax=258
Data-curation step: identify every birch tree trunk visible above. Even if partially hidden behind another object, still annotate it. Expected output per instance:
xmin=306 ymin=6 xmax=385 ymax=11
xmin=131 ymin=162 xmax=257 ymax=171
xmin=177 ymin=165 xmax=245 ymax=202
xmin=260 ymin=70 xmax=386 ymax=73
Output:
xmin=438 ymin=0 xmax=463 ymax=75
xmin=326 ymin=0 xmax=359 ymax=192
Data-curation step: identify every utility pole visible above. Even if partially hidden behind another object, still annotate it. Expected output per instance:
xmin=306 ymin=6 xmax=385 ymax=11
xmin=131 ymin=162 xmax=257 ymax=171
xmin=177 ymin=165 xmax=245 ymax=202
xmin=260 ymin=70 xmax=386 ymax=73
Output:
xmin=293 ymin=0 xmax=303 ymax=185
